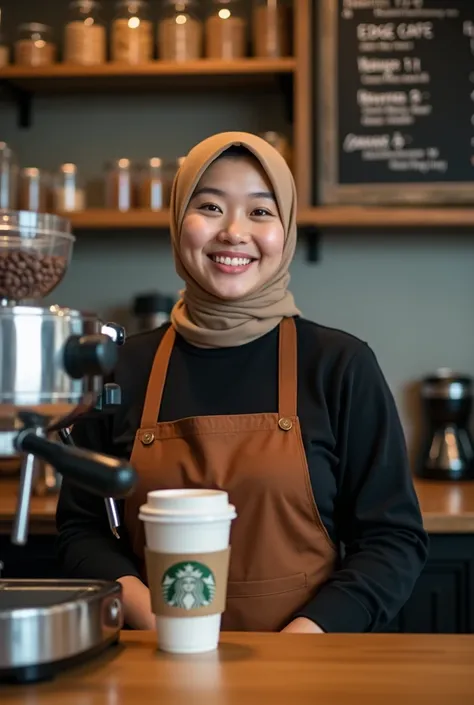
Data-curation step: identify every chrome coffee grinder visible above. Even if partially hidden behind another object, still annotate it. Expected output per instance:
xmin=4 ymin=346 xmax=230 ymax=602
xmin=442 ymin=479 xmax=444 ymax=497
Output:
xmin=416 ymin=369 xmax=474 ymax=481
xmin=0 ymin=209 xmax=137 ymax=684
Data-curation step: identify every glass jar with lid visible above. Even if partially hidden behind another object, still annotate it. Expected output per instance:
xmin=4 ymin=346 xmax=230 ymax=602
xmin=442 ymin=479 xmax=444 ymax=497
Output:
xmin=0 ymin=9 xmax=9 ymax=68
xmin=158 ymin=0 xmax=203 ymax=62
xmin=259 ymin=131 xmax=292 ymax=169
xmin=18 ymin=167 xmax=50 ymax=212
xmin=105 ymin=159 xmax=136 ymax=211
xmin=138 ymin=158 xmax=165 ymax=210
xmin=54 ymin=164 xmax=87 ymax=212
xmin=15 ymin=23 xmax=56 ymax=67
xmin=252 ymin=0 xmax=292 ymax=58
xmin=205 ymin=0 xmax=247 ymax=60
xmin=65 ymin=1 xmax=106 ymax=65
xmin=111 ymin=0 xmax=153 ymax=64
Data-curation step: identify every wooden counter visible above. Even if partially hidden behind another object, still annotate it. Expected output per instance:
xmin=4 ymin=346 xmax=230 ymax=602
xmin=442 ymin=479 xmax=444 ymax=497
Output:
xmin=3 ymin=631 xmax=474 ymax=704
xmin=414 ymin=479 xmax=474 ymax=533
xmin=1 ymin=477 xmax=474 ymax=534
xmin=0 ymin=479 xmax=57 ymax=535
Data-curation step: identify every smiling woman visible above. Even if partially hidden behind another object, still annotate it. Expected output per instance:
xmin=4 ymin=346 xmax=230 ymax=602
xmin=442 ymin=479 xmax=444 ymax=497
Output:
xmin=57 ymin=131 xmax=429 ymax=637
xmin=169 ymin=134 xmax=300 ymax=348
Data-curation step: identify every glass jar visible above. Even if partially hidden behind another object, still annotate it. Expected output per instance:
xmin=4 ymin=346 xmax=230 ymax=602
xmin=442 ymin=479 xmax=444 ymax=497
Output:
xmin=65 ymin=1 xmax=106 ymax=66
xmin=0 ymin=8 xmax=9 ymax=67
xmin=259 ymin=131 xmax=292 ymax=169
xmin=54 ymin=164 xmax=86 ymax=212
xmin=158 ymin=0 xmax=203 ymax=62
xmin=111 ymin=0 xmax=153 ymax=64
xmin=205 ymin=1 xmax=247 ymax=60
xmin=15 ymin=23 xmax=56 ymax=67
xmin=105 ymin=159 xmax=136 ymax=211
xmin=252 ymin=0 xmax=291 ymax=58
xmin=0 ymin=142 xmax=19 ymax=210
xmin=138 ymin=158 xmax=165 ymax=210
xmin=18 ymin=168 xmax=50 ymax=212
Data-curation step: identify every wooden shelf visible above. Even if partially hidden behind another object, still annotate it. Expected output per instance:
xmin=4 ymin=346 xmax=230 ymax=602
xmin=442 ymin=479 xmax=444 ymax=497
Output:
xmin=0 ymin=59 xmax=295 ymax=94
xmin=65 ymin=209 xmax=171 ymax=229
xmin=297 ymin=207 xmax=474 ymax=230
xmin=63 ymin=207 xmax=474 ymax=231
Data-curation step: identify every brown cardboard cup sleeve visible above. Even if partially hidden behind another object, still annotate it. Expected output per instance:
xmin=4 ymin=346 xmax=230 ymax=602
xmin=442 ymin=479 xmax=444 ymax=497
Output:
xmin=145 ymin=547 xmax=231 ymax=618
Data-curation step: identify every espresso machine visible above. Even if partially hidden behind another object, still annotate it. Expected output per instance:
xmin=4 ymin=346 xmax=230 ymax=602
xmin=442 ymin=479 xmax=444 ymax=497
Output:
xmin=417 ymin=369 xmax=474 ymax=481
xmin=0 ymin=209 xmax=137 ymax=683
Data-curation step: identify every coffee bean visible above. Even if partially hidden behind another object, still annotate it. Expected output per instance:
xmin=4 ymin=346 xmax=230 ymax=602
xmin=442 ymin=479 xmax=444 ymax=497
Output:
xmin=0 ymin=250 xmax=67 ymax=300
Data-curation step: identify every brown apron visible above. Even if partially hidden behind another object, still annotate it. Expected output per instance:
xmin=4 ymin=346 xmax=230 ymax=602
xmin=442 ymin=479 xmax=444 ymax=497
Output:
xmin=124 ymin=318 xmax=337 ymax=632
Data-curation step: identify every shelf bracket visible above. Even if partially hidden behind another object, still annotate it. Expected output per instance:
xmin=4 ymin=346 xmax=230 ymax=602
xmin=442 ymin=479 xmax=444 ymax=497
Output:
xmin=300 ymin=226 xmax=321 ymax=264
xmin=276 ymin=73 xmax=294 ymax=124
xmin=0 ymin=79 xmax=33 ymax=129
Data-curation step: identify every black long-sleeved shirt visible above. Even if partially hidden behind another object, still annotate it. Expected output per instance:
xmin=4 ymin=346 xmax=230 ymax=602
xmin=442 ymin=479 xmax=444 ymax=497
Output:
xmin=56 ymin=317 xmax=429 ymax=633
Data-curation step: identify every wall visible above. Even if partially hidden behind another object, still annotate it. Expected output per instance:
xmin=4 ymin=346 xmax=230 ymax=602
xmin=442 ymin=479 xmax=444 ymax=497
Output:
xmin=2 ymin=1 xmax=474 ymax=461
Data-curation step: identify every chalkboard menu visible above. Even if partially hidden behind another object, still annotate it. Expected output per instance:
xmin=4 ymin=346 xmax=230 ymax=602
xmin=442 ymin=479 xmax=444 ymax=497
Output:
xmin=316 ymin=0 xmax=474 ymax=205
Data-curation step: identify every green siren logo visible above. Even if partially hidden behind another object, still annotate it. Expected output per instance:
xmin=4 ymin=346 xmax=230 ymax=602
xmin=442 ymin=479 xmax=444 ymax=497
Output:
xmin=161 ymin=562 xmax=216 ymax=610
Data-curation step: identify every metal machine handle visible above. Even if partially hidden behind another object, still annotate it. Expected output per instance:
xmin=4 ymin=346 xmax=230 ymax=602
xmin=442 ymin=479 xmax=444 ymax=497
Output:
xmin=59 ymin=425 xmax=121 ymax=539
xmin=11 ymin=428 xmax=44 ymax=546
xmin=63 ymin=333 xmax=118 ymax=380
xmin=15 ymin=433 xmax=136 ymax=499
xmin=102 ymin=322 xmax=126 ymax=347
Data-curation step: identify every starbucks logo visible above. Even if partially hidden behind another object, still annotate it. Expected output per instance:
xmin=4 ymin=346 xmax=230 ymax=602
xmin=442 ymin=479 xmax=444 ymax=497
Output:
xmin=161 ymin=562 xmax=216 ymax=611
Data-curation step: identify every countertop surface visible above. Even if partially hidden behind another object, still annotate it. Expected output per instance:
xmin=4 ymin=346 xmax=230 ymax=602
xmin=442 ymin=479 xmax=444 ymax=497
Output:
xmin=0 ymin=479 xmax=58 ymax=535
xmin=414 ymin=479 xmax=474 ymax=533
xmin=1 ymin=477 xmax=474 ymax=533
xmin=2 ymin=631 xmax=474 ymax=704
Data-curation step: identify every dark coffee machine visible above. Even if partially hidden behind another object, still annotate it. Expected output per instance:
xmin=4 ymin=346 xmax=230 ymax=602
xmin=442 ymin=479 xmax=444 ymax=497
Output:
xmin=417 ymin=369 xmax=474 ymax=481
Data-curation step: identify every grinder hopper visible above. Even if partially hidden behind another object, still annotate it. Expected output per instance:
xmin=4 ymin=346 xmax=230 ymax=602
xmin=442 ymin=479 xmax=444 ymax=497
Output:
xmin=0 ymin=209 xmax=72 ymax=302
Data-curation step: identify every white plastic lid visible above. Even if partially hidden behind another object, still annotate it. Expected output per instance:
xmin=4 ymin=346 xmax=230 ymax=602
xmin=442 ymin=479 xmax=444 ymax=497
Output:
xmin=141 ymin=488 xmax=233 ymax=516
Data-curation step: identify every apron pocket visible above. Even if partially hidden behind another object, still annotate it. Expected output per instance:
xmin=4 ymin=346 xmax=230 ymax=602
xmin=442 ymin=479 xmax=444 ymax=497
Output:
xmin=224 ymin=573 xmax=309 ymax=631
xmin=227 ymin=572 xmax=307 ymax=598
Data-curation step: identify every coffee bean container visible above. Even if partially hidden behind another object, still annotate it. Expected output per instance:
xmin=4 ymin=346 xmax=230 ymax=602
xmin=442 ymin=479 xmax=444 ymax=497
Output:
xmin=0 ymin=210 xmax=114 ymax=454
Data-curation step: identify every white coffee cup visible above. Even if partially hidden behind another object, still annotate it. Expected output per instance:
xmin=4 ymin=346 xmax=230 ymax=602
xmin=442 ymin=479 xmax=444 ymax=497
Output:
xmin=139 ymin=489 xmax=237 ymax=654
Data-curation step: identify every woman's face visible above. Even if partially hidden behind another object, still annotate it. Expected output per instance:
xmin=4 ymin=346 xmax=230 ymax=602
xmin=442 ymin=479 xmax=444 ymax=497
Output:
xmin=180 ymin=154 xmax=285 ymax=300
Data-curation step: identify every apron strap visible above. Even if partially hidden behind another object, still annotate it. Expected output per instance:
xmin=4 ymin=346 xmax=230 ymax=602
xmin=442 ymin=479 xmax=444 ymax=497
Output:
xmin=139 ymin=317 xmax=297 ymax=428
xmin=278 ymin=317 xmax=298 ymax=418
xmin=139 ymin=324 xmax=176 ymax=428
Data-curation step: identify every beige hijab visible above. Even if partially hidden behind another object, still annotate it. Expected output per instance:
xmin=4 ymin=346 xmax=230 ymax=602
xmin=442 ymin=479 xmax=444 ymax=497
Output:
xmin=170 ymin=131 xmax=300 ymax=348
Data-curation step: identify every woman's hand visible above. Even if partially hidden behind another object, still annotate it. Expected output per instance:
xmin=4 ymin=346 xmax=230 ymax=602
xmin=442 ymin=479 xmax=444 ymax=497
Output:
xmin=281 ymin=617 xmax=324 ymax=634
xmin=117 ymin=575 xmax=156 ymax=630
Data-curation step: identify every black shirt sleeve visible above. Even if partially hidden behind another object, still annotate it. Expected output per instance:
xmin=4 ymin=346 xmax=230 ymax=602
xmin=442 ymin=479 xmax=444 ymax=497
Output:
xmin=295 ymin=344 xmax=429 ymax=632
xmin=55 ymin=414 xmax=141 ymax=582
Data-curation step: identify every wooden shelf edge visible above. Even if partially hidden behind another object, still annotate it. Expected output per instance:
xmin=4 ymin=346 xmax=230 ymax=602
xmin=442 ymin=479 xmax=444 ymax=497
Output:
xmin=64 ymin=209 xmax=171 ymax=229
xmin=64 ymin=207 xmax=474 ymax=231
xmin=298 ymin=207 xmax=474 ymax=229
xmin=0 ymin=58 xmax=296 ymax=80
